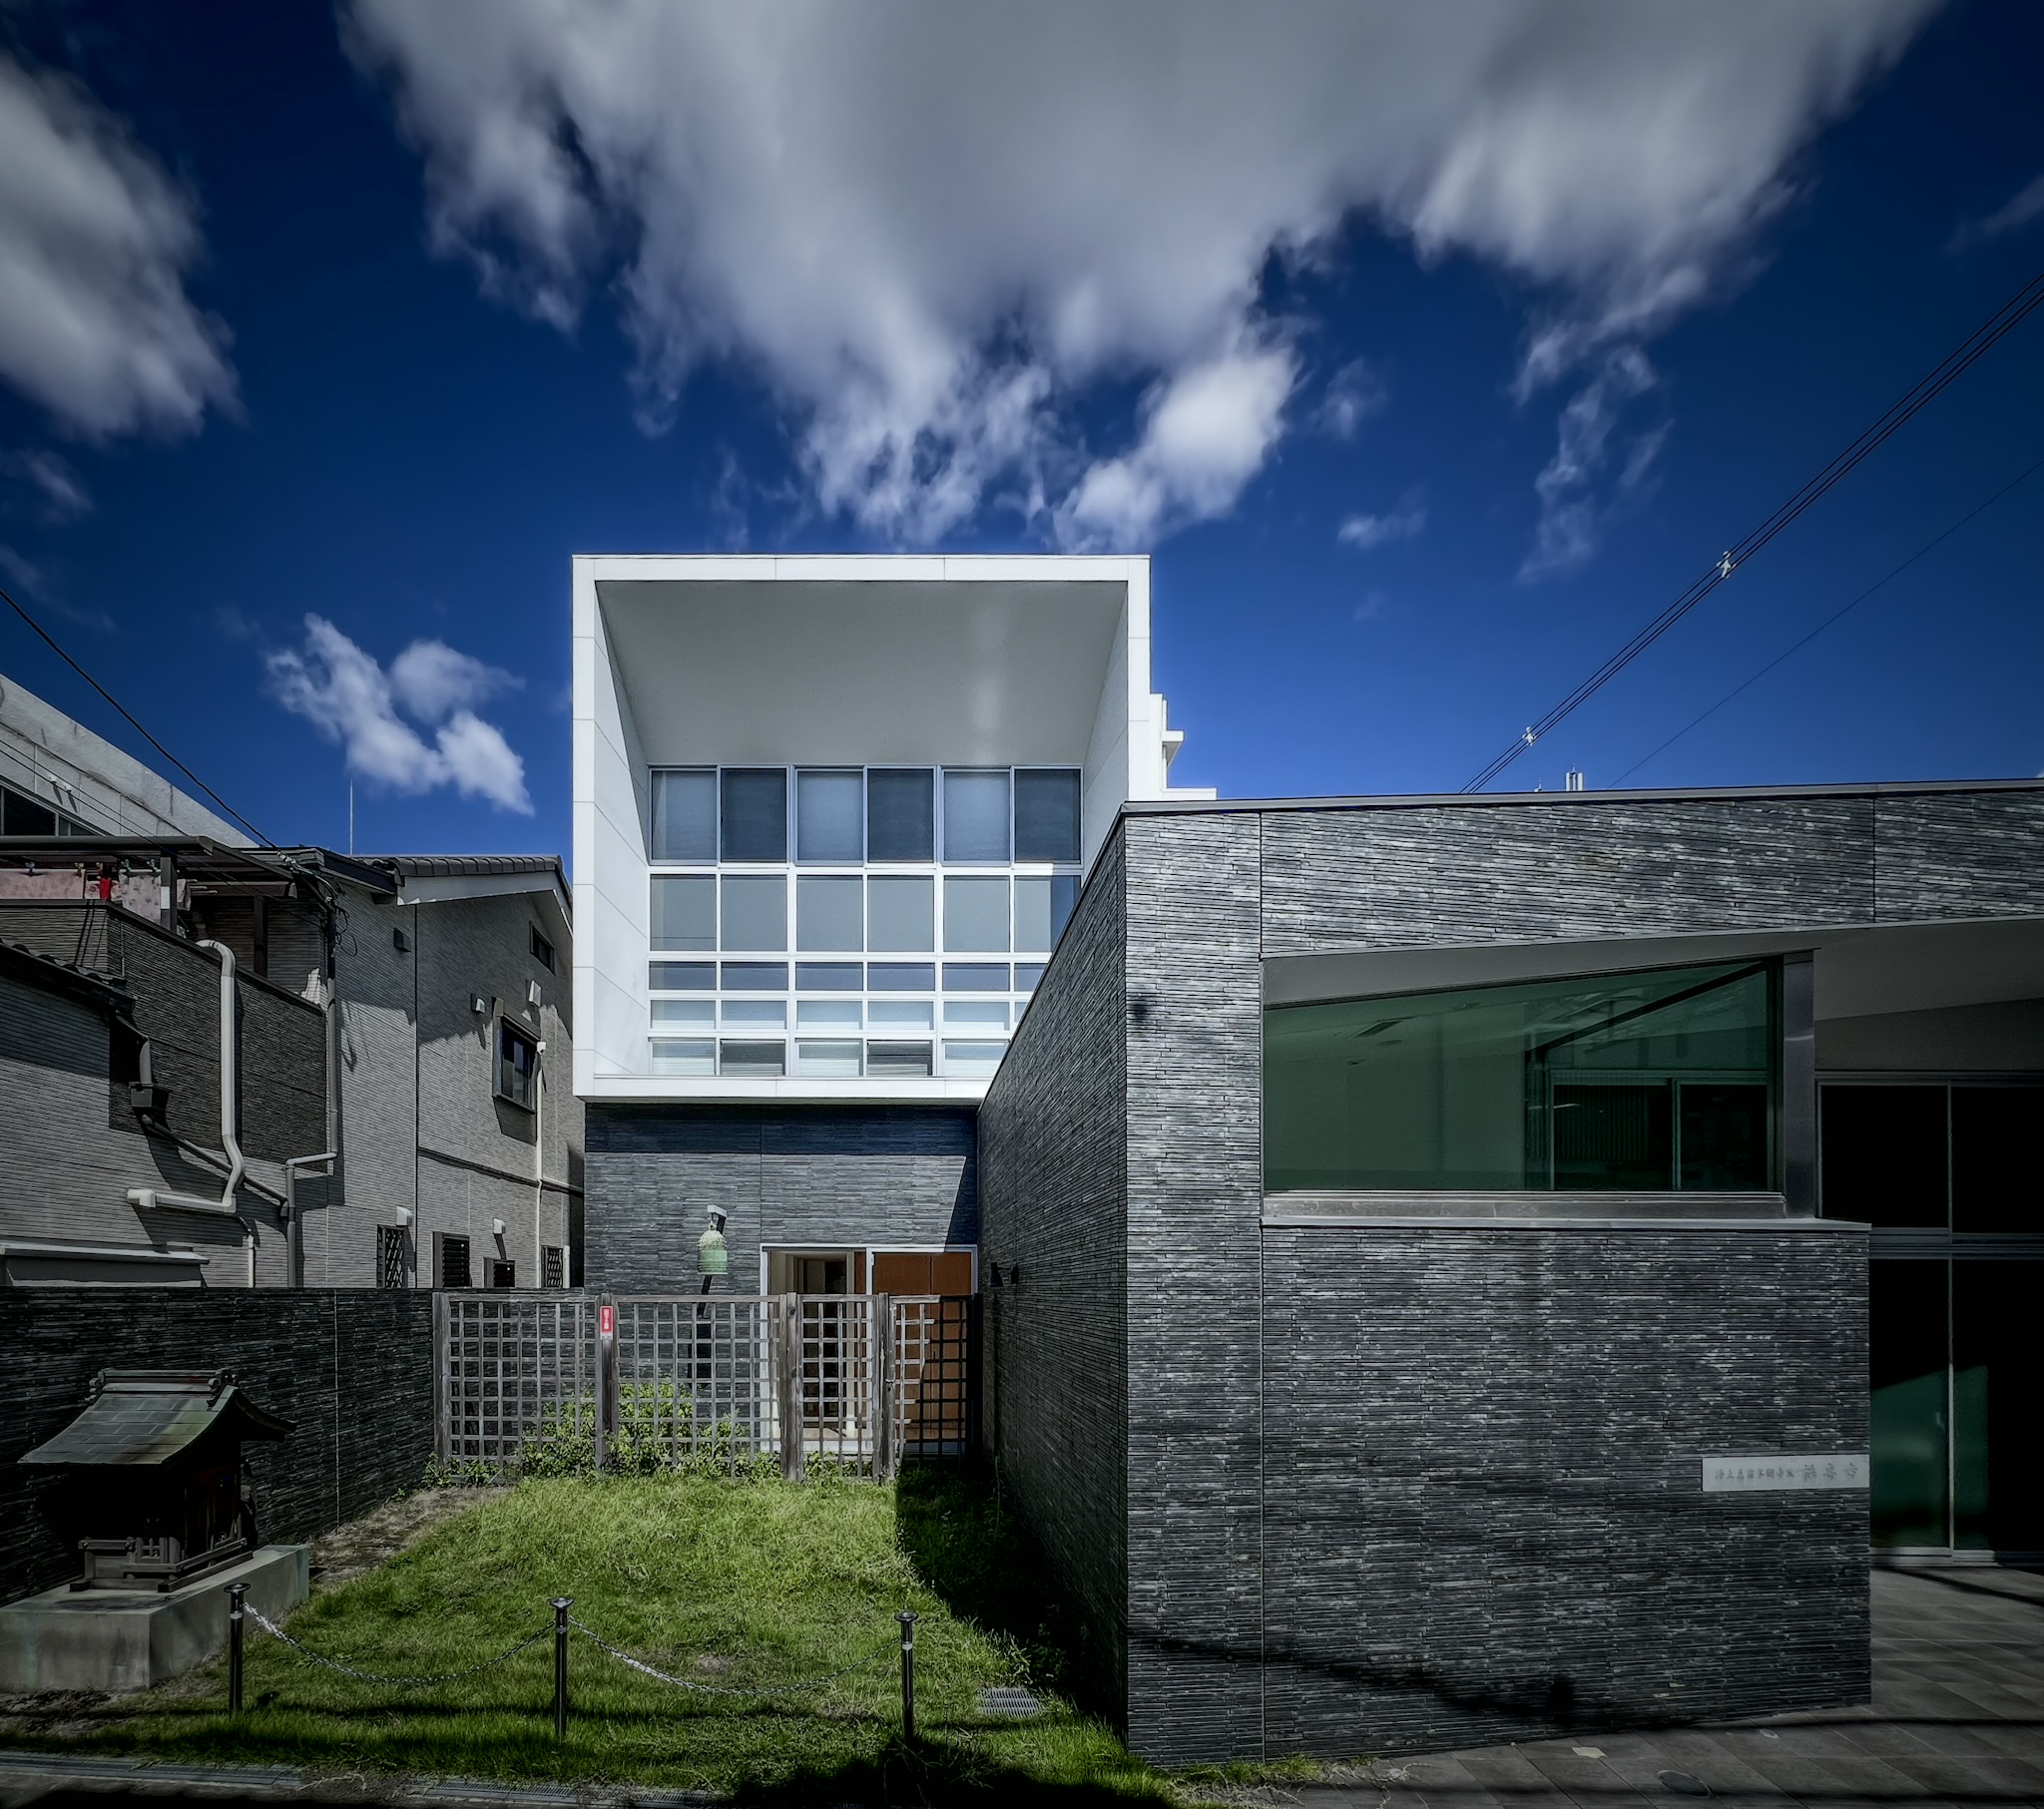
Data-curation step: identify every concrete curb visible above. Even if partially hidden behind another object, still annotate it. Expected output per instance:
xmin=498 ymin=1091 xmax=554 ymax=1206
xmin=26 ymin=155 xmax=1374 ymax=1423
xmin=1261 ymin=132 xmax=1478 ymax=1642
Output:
xmin=0 ymin=1750 xmax=718 ymax=1807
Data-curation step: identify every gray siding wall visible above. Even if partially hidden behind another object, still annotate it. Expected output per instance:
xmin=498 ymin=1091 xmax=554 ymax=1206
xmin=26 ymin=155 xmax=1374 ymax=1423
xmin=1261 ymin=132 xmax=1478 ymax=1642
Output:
xmin=1260 ymin=1221 xmax=1868 ymax=1755
xmin=0 ymin=1289 xmax=435 ymax=1604
xmin=1121 ymin=812 xmax=1269 ymax=1757
xmin=978 ymin=830 xmax=1130 ymax=1717
xmin=584 ymin=1105 xmax=976 ymax=1294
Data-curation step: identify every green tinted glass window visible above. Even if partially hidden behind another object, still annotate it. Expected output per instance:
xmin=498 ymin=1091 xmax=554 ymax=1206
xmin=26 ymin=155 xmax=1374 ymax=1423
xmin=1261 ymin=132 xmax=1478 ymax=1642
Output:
xmin=1264 ymin=961 xmax=1775 ymax=1192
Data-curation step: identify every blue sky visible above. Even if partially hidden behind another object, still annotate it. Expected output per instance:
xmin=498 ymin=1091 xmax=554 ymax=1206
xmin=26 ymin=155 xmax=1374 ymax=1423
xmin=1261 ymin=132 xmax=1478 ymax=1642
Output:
xmin=0 ymin=1 xmax=2040 ymax=858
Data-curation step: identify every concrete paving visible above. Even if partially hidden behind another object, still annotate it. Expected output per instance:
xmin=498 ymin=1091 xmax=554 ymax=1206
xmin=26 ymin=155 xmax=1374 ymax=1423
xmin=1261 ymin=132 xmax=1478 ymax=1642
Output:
xmin=1303 ymin=1567 xmax=2044 ymax=1809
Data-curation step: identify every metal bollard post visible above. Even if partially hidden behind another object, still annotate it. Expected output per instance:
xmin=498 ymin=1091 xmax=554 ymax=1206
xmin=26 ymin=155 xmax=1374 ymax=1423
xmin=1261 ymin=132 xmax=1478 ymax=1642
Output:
xmin=226 ymin=1583 xmax=247 ymax=1714
xmin=552 ymin=1597 xmax=573 ymax=1739
xmin=897 ymin=1610 xmax=918 ymax=1742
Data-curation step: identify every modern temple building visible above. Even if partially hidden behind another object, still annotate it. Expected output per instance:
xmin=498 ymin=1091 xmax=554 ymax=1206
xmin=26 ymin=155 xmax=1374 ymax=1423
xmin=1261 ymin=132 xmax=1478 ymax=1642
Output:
xmin=571 ymin=553 xmax=2042 ymax=1761
xmin=572 ymin=554 xmax=1210 ymax=1295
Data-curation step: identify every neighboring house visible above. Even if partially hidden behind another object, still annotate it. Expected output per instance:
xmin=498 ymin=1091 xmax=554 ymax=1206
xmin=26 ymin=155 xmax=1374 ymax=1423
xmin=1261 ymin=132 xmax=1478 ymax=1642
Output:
xmin=571 ymin=554 xmax=1212 ymax=1296
xmin=0 ymin=672 xmax=580 ymax=1289
xmin=978 ymin=782 xmax=2044 ymax=1761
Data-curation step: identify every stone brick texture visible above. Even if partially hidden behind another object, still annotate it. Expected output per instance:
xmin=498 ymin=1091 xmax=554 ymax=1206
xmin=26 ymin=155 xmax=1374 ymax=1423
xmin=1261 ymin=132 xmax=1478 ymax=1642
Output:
xmin=978 ymin=785 xmax=2037 ymax=1764
xmin=0 ymin=1289 xmax=435 ymax=1605
xmin=585 ymin=1104 xmax=977 ymax=1294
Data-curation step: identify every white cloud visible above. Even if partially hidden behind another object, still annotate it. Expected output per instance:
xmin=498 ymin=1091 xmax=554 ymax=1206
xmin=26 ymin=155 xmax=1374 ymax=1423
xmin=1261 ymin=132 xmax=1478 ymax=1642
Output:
xmin=1337 ymin=488 xmax=1428 ymax=551
xmin=0 ymin=54 xmax=234 ymax=438
xmin=1951 ymin=172 xmax=2044 ymax=251
xmin=1314 ymin=359 xmax=1389 ymax=440
xmin=344 ymin=0 xmax=1933 ymax=554
xmin=389 ymin=639 xmax=522 ymax=722
xmin=1 ymin=448 xmax=90 ymax=521
xmin=1519 ymin=347 xmax=1667 ymax=580
xmin=265 ymin=616 xmax=532 ymax=813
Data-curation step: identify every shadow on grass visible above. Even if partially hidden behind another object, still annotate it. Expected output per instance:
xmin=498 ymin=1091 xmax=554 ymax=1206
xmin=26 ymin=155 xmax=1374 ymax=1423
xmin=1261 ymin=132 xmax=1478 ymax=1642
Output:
xmin=893 ymin=1460 xmax=1111 ymax=1715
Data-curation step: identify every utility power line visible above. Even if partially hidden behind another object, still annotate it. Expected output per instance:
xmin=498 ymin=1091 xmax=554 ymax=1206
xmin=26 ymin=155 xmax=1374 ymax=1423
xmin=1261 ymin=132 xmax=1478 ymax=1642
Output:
xmin=1462 ymin=263 xmax=2044 ymax=793
xmin=1615 ymin=450 xmax=2044 ymax=785
xmin=1 ymin=581 xmax=274 ymax=848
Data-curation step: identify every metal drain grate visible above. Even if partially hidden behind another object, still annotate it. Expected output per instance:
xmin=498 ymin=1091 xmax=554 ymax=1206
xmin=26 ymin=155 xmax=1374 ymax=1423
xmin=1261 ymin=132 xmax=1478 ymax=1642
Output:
xmin=978 ymin=1686 xmax=1044 ymax=1719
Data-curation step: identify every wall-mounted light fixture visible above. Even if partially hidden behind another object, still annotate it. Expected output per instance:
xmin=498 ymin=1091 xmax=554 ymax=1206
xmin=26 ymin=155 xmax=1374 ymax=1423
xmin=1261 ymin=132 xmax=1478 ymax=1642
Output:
xmin=470 ymin=993 xmax=488 ymax=1015
xmin=491 ymin=1217 xmax=506 ymax=1239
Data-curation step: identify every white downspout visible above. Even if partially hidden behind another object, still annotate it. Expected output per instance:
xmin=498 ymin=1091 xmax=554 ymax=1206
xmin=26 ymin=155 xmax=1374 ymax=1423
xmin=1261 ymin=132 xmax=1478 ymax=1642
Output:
xmin=128 ymin=939 xmax=255 ymax=1284
xmin=533 ymin=1040 xmax=546 ymax=1287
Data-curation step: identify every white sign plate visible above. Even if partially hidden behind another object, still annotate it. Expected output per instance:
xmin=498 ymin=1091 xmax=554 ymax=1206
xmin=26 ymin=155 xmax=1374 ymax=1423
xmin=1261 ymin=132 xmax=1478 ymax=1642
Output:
xmin=1702 ymin=1455 xmax=1867 ymax=1493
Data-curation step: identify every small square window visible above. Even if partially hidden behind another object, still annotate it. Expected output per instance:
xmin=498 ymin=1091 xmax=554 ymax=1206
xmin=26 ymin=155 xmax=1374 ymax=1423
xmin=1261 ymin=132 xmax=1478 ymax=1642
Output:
xmin=651 ymin=1038 xmax=715 ymax=1075
xmin=1014 ymin=769 xmax=1082 ymax=862
xmin=943 ymin=1040 xmax=1008 ymax=1077
xmin=867 ymin=768 xmax=933 ymax=861
xmin=796 ymin=875 xmax=863 ymax=951
xmin=720 ymin=1039 xmax=786 ymax=1078
xmin=530 ymin=925 xmax=556 ymax=971
xmin=868 ymin=998 xmax=934 ymax=1031
xmin=868 ymin=962 xmax=935 ymax=991
xmin=1014 ymin=875 xmax=1079 ymax=952
xmin=942 ymin=769 xmax=1011 ymax=863
xmin=796 ymin=768 xmax=864 ymax=862
xmin=651 ymin=875 xmax=716 ymax=952
xmin=867 ymin=1040 xmax=933 ymax=1078
xmin=721 ymin=874 xmax=786 ymax=951
xmin=437 ymin=1233 xmax=472 ymax=1290
xmin=722 ymin=999 xmax=787 ymax=1028
xmin=722 ymin=768 xmax=787 ymax=861
xmin=651 ymin=961 xmax=716 ymax=992
xmin=868 ymin=875 xmax=934 ymax=951
xmin=496 ymin=1019 xmax=538 ymax=1110
xmin=652 ymin=998 xmax=714 ymax=1030
xmin=795 ymin=1039 xmax=863 ymax=1078
xmin=795 ymin=961 xmax=862 ymax=991
xmin=651 ymin=768 xmax=718 ymax=862
xmin=797 ymin=999 xmax=861 ymax=1030
xmin=721 ymin=962 xmax=788 ymax=991
xmin=1014 ymin=962 xmax=1045 ymax=994
xmin=944 ymin=1000 xmax=1008 ymax=1029
xmin=943 ymin=962 xmax=1009 ymax=991
xmin=943 ymin=876 xmax=1010 ymax=952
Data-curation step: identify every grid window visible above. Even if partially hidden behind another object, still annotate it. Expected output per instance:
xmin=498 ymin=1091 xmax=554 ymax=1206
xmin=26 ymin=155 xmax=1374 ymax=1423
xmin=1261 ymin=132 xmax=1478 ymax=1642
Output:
xmin=796 ymin=875 xmax=863 ymax=951
xmin=867 ymin=768 xmax=934 ymax=861
xmin=651 ymin=768 xmax=718 ymax=862
xmin=720 ymin=874 xmax=786 ymax=950
xmin=721 ymin=961 xmax=788 ymax=990
xmin=944 ymin=876 xmax=1010 ymax=951
xmin=652 ymin=998 xmax=714 ymax=1030
xmin=651 ymin=875 xmax=715 ymax=951
xmin=438 ymin=1234 xmax=472 ymax=1289
xmin=795 ymin=962 xmax=862 ymax=991
xmin=796 ymin=1040 xmax=863 ymax=1078
xmin=867 ymin=1041 xmax=933 ymax=1078
xmin=944 ymin=1000 xmax=1008 ymax=1029
xmin=541 ymin=1245 xmax=566 ymax=1289
xmin=722 ymin=999 xmax=787 ymax=1028
xmin=721 ymin=768 xmax=787 ymax=861
xmin=1014 ymin=768 xmax=1082 ymax=862
xmin=652 ymin=1039 xmax=715 ymax=1075
xmin=868 ymin=876 xmax=934 ymax=951
xmin=869 ymin=999 xmax=934 ymax=1031
xmin=797 ymin=999 xmax=862 ymax=1030
xmin=651 ymin=960 xmax=715 ymax=991
xmin=943 ymin=1040 xmax=1008 ymax=1077
xmin=376 ymin=1224 xmax=406 ymax=1289
xmin=1014 ymin=874 xmax=1079 ymax=951
xmin=721 ymin=1040 xmax=786 ymax=1077
xmin=530 ymin=925 xmax=556 ymax=971
xmin=1014 ymin=962 xmax=1045 ymax=994
xmin=496 ymin=1019 xmax=538 ymax=1109
xmin=943 ymin=962 xmax=1008 ymax=991
xmin=796 ymin=768 xmax=864 ymax=862
xmin=868 ymin=962 xmax=934 ymax=991
xmin=942 ymin=769 xmax=1011 ymax=863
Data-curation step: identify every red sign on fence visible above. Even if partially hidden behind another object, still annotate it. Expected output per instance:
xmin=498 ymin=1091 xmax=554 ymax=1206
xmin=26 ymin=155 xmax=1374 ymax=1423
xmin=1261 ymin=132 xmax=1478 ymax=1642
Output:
xmin=599 ymin=1304 xmax=615 ymax=1338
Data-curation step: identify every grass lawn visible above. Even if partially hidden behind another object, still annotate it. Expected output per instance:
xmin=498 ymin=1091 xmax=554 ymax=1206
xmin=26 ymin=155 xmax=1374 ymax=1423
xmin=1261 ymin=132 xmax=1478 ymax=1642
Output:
xmin=5 ymin=1466 xmax=1221 ymax=1804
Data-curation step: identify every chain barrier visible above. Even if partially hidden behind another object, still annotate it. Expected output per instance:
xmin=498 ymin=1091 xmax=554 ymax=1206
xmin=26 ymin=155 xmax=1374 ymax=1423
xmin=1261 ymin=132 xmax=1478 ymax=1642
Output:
xmin=241 ymin=1601 xmax=554 ymax=1687
xmin=567 ymin=1614 xmax=896 ymax=1697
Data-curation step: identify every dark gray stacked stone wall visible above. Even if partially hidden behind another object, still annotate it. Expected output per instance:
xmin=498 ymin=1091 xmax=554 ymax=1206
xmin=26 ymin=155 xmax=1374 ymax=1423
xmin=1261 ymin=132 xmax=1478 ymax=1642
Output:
xmin=0 ymin=1290 xmax=436 ymax=1605
xmin=584 ymin=1105 xmax=978 ymax=1293
xmin=1259 ymin=1219 xmax=1868 ymax=1755
xmin=1119 ymin=811 xmax=1269 ymax=1758
xmin=978 ymin=830 xmax=1130 ymax=1717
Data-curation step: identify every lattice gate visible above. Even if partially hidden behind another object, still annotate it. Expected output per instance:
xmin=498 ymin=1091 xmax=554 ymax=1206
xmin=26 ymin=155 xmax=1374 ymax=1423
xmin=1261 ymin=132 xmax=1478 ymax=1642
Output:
xmin=434 ymin=1292 xmax=975 ymax=1477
